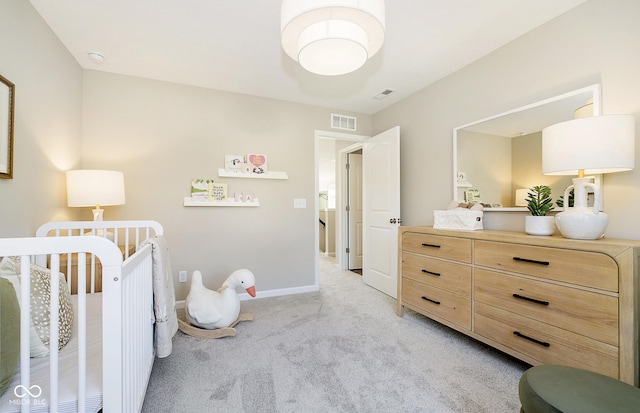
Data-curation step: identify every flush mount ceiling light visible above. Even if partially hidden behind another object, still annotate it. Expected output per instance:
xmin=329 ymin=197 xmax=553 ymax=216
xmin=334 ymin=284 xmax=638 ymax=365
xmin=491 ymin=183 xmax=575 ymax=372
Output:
xmin=88 ymin=51 xmax=105 ymax=64
xmin=281 ymin=0 xmax=385 ymax=76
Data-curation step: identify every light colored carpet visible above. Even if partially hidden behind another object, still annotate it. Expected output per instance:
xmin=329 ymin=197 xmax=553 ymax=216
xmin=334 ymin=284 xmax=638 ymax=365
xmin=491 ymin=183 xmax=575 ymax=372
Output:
xmin=141 ymin=255 xmax=529 ymax=412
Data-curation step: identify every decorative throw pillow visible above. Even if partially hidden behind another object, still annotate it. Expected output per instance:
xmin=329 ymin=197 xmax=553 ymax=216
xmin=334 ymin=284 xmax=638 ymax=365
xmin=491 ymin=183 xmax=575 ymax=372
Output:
xmin=0 ymin=277 xmax=20 ymax=395
xmin=0 ymin=257 xmax=74 ymax=358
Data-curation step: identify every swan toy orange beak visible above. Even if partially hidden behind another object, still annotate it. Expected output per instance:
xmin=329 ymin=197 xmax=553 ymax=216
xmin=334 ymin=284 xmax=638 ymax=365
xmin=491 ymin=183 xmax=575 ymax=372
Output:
xmin=246 ymin=286 xmax=256 ymax=297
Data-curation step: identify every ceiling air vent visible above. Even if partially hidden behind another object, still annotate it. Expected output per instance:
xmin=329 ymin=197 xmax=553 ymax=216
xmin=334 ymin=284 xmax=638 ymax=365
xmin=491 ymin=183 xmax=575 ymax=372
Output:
xmin=331 ymin=114 xmax=357 ymax=131
xmin=373 ymin=89 xmax=396 ymax=99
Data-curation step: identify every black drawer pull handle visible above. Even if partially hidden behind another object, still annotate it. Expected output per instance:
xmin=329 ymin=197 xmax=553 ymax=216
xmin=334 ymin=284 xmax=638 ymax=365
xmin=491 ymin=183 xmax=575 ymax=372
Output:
xmin=513 ymin=331 xmax=550 ymax=347
xmin=421 ymin=243 xmax=441 ymax=248
xmin=513 ymin=257 xmax=550 ymax=266
xmin=421 ymin=269 xmax=441 ymax=277
xmin=421 ymin=296 xmax=441 ymax=305
xmin=513 ymin=294 xmax=549 ymax=306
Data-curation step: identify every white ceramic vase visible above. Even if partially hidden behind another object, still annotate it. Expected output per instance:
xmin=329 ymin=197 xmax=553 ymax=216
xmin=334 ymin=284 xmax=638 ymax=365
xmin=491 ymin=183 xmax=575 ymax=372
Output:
xmin=525 ymin=216 xmax=556 ymax=236
xmin=555 ymin=177 xmax=607 ymax=240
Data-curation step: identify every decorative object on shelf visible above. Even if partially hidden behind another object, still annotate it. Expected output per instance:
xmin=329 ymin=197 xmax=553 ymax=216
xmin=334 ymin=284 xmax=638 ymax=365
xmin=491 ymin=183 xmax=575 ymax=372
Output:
xmin=244 ymin=192 xmax=254 ymax=202
xmin=234 ymin=192 xmax=243 ymax=202
xmin=543 ymin=114 xmax=635 ymax=240
xmin=181 ymin=269 xmax=256 ymax=338
xmin=433 ymin=200 xmax=484 ymax=231
xmin=464 ymin=188 xmax=480 ymax=203
xmin=191 ymin=178 xmax=214 ymax=199
xmin=456 ymin=171 xmax=471 ymax=187
xmin=247 ymin=153 xmax=267 ymax=174
xmin=224 ymin=155 xmax=245 ymax=173
xmin=280 ymin=0 xmax=385 ymax=76
xmin=209 ymin=182 xmax=228 ymax=201
xmin=0 ymin=74 xmax=14 ymax=179
xmin=524 ymin=185 xmax=556 ymax=236
xmin=66 ymin=170 xmax=126 ymax=221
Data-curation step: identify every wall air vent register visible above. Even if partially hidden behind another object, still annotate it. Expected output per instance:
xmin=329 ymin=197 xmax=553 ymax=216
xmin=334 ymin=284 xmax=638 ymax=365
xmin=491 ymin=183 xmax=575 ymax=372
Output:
xmin=331 ymin=114 xmax=357 ymax=131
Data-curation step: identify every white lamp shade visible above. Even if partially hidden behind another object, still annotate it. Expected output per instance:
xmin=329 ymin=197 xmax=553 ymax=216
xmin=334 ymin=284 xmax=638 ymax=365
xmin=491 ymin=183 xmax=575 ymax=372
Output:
xmin=281 ymin=0 xmax=385 ymax=76
xmin=66 ymin=170 xmax=126 ymax=207
xmin=542 ymin=115 xmax=635 ymax=175
xmin=515 ymin=188 xmax=529 ymax=207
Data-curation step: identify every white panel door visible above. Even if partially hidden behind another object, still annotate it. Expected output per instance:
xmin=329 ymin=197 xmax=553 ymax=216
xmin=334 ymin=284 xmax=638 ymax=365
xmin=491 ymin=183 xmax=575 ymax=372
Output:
xmin=362 ymin=126 xmax=401 ymax=298
xmin=348 ymin=153 xmax=363 ymax=269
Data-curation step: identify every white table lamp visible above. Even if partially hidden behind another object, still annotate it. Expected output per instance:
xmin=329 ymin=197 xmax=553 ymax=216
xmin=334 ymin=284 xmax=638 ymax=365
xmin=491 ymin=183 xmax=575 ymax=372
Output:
xmin=66 ymin=170 xmax=126 ymax=221
xmin=542 ymin=115 xmax=635 ymax=239
xmin=515 ymin=188 xmax=529 ymax=207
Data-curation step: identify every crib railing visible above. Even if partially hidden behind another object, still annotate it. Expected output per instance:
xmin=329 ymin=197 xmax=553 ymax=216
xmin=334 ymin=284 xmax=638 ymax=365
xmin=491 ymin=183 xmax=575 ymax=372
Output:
xmin=0 ymin=236 xmax=123 ymax=413
xmin=34 ymin=220 xmax=163 ymax=412
xmin=102 ymin=243 xmax=154 ymax=412
xmin=35 ymin=221 xmax=162 ymax=292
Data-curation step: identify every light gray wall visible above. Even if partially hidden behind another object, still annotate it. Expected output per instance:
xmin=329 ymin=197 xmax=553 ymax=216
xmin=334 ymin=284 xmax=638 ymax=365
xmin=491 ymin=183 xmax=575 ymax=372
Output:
xmin=81 ymin=71 xmax=372 ymax=299
xmin=4 ymin=0 xmax=640 ymax=300
xmin=373 ymin=0 xmax=640 ymax=238
xmin=0 ymin=0 xmax=83 ymax=237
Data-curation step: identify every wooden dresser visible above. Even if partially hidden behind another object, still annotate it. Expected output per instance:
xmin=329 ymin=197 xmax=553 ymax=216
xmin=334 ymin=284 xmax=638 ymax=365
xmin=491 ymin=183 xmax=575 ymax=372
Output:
xmin=397 ymin=226 xmax=640 ymax=386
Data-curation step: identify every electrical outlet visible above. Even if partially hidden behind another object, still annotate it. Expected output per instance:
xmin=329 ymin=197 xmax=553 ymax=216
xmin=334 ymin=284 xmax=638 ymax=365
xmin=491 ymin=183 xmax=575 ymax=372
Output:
xmin=179 ymin=271 xmax=187 ymax=283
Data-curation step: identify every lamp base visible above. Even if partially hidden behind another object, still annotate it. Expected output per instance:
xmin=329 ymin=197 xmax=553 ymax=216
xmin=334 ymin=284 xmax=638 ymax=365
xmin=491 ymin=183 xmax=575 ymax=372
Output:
xmin=555 ymin=209 xmax=608 ymax=240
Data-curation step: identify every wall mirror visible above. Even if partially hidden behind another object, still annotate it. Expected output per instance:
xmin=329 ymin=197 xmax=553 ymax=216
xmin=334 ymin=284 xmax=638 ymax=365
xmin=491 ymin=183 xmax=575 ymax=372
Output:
xmin=453 ymin=84 xmax=601 ymax=211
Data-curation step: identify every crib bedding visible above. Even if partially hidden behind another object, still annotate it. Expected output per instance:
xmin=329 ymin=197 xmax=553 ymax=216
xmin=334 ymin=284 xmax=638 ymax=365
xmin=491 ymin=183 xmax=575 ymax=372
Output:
xmin=0 ymin=294 xmax=103 ymax=413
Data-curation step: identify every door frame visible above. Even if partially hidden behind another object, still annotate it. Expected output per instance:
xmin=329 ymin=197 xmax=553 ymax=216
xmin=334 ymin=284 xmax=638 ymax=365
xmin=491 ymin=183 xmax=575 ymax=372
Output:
xmin=339 ymin=142 xmax=364 ymax=271
xmin=314 ymin=130 xmax=368 ymax=286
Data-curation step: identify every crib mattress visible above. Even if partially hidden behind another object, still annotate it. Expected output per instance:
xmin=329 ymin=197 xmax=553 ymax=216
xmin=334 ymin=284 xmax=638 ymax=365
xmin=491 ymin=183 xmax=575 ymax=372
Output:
xmin=0 ymin=294 xmax=103 ymax=413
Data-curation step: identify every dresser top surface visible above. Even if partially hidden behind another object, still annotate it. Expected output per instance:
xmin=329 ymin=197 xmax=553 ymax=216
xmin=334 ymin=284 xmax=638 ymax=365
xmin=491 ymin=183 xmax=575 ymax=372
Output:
xmin=400 ymin=226 xmax=640 ymax=255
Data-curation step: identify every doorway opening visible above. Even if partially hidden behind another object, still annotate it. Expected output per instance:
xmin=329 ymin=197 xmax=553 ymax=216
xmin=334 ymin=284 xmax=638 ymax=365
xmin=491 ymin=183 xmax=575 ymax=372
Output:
xmin=314 ymin=130 xmax=367 ymax=288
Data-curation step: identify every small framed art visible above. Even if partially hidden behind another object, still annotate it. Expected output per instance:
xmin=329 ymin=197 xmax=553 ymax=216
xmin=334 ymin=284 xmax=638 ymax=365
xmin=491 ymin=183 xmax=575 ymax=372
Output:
xmin=0 ymin=74 xmax=15 ymax=179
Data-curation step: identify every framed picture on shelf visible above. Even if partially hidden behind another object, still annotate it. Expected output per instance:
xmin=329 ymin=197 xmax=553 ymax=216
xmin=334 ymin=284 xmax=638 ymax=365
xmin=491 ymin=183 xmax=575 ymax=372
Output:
xmin=209 ymin=183 xmax=228 ymax=201
xmin=225 ymin=155 xmax=244 ymax=172
xmin=247 ymin=153 xmax=267 ymax=174
xmin=464 ymin=189 xmax=481 ymax=203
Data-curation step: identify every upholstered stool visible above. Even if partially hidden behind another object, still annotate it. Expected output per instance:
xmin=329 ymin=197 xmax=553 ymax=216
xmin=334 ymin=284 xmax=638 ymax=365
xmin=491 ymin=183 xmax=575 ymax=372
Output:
xmin=519 ymin=365 xmax=640 ymax=413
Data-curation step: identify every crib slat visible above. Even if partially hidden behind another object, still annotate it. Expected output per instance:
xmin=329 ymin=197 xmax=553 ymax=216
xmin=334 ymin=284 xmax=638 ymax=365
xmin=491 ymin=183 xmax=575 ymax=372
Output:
xmin=77 ymin=253 xmax=87 ymax=413
xmin=50 ymin=255 xmax=60 ymax=413
xmin=20 ymin=256 xmax=31 ymax=413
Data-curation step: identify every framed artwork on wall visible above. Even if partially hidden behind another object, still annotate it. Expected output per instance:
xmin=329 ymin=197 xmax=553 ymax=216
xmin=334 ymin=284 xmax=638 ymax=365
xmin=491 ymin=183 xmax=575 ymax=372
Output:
xmin=0 ymin=74 xmax=14 ymax=179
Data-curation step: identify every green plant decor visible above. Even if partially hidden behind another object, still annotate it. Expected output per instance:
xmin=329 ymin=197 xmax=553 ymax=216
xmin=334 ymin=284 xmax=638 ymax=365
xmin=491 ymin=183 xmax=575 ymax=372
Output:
xmin=556 ymin=188 xmax=574 ymax=208
xmin=526 ymin=185 xmax=555 ymax=216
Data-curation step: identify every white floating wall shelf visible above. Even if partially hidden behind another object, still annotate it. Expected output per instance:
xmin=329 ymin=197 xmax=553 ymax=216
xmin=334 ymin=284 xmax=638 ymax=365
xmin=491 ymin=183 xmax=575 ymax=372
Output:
xmin=183 ymin=197 xmax=260 ymax=207
xmin=217 ymin=169 xmax=288 ymax=180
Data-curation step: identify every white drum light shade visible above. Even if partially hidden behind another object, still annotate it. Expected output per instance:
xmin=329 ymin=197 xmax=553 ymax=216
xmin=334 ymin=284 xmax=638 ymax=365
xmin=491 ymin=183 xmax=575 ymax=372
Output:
xmin=541 ymin=114 xmax=635 ymax=240
xmin=542 ymin=115 xmax=635 ymax=176
xmin=281 ymin=0 xmax=385 ymax=76
xmin=66 ymin=170 xmax=126 ymax=220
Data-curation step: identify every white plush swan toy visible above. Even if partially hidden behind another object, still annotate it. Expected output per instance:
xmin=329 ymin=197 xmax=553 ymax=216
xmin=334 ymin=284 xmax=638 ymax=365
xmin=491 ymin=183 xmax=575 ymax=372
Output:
xmin=185 ymin=269 xmax=256 ymax=330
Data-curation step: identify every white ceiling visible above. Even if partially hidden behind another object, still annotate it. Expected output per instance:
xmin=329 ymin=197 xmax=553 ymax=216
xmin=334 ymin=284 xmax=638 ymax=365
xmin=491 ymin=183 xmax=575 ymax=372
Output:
xmin=30 ymin=0 xmax=587 ymax=115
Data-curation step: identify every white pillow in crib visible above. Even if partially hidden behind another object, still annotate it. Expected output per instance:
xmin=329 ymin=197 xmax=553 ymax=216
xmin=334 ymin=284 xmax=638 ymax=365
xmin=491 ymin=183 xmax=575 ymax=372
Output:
xmin=0 ymin=257 xmax=74 ymax=358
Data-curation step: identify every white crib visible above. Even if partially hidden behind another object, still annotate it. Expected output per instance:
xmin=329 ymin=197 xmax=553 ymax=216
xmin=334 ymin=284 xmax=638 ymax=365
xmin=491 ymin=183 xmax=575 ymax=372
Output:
xmin=0 ymin=220 xmax=164 ymax=413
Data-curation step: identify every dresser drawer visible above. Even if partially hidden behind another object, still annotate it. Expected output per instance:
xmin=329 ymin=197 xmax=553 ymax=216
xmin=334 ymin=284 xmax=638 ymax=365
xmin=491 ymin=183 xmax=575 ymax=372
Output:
xmin=402 ymin=278 xmax=471 ymax=329
xmin=402 ymin=232 xmax=472 ymax=263
xmin=475 ymin=302 xmax=618 ymax=379
xmin=474 ymin=240 xmax=618 ymax=292
xmin=402 ymin=252 xmax=471 ymax=297
xmin=474 ymin=268 xmax=618 ymax=346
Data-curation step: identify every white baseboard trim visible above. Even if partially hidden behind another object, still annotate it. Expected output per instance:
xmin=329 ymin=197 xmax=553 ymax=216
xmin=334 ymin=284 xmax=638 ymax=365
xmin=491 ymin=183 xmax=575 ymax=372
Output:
xmin=175 ymin=283 xmax=319 ymax=309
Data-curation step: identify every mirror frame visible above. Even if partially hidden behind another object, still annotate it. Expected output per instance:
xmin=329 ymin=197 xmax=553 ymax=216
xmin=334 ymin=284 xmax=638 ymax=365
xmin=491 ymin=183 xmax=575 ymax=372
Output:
xmin=452 ymin=84 xmax=602 ymax=211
